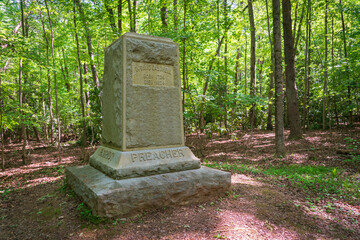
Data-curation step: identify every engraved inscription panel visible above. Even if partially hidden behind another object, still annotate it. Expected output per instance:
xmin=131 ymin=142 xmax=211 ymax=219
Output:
xmin=132 ymin=62 xmax=174 ymax=87
xmin=131 ymin=149 xmax=185 ymax=162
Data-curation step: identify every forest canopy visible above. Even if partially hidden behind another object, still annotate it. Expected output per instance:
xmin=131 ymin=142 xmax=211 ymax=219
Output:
xmin=0 ymin=0 xmax=359 ymax=159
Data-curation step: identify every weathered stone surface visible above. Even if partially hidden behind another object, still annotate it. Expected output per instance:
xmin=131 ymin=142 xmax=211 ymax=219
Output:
xmin=102 ymin=33 xmax=183 ymax=151
xmin=66 ymin=165 xmax=231 ymax=217
xmin=90 ymin=146 xmax=200 ymax=179
xmin=66 ymin=33 xmax=231 ymax=217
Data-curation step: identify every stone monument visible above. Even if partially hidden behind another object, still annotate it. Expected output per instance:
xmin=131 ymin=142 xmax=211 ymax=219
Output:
xmin=66 ymin=33 xmax=231 ymax=217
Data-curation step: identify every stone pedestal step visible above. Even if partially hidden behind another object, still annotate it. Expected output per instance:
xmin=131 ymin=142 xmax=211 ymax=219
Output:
xmin=66 ymin=165 xmax=231 ymax=217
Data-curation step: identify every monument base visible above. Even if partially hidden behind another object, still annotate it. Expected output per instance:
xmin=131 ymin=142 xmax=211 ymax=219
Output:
xmin=66 ymin=165 xmax=231 ymax=217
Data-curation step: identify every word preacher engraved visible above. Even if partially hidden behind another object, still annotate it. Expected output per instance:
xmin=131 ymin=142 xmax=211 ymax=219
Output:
xmin=131 ymin=149 xmax=185 ymax=162
xmin=98 ymin=148 xmax=115 ymax=161
xmin=132 ymin=62 xmax=174 ymax=87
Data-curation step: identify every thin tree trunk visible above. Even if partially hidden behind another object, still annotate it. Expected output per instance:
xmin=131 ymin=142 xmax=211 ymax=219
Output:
xmin=62 ymin=48 xmax=70 ymax=91
xmin=282 ymin=0 xmax=302 ymax=139
xmin=303 ymin=0 xmax=310 ymax=129
xmin=73 ymin=4 xmax=87 ymax=151
xmin=118 ymin=0 xmax=122 ymax=34
xmin=42 ymin=92 xmax=48 ymax=143
xmin=266 ymin=0 xmax=274 ymax=130
xmin=19 ymin=58 xmax=27 ymax=164
xmin=248 ymin=0 xmax=256 ymax=130
xmin=0 ymin=74 xmax=4 ymax=170
xmin=127 ymin=0 xmax=133 ymax=31
xmin=323 ymin=0 xmax=328 ymax=129
xmin=45 ymin=0 xmax=61 ymax=161
xmin=339 ymin=0 xmax=352 ymax=124
xmin=182 ymin=0 xmax=187 ymax=122
xmin=160 ymin=0 xmax=168 ymax=32
xmin=37 ymin=3 xmax=54 ymax=144
xmin=273 ymin=0 xmax=285 ymax=156
xmin=20 ymin=0 xmax=27 ymax=164
xmin=331 ymin=16 xmax=339 ymax=127
xmin=75 ymin=0 xmax=101 ymax=104
xmin=174 ymin=0 xmax=178 ymax=31
xmin=104 ymin=0 xmax=117 ymax=33
xmin=133 ymin=0 xmax=136 ymax=32
xmin=223 ymin=0 xmax=228 ymax=131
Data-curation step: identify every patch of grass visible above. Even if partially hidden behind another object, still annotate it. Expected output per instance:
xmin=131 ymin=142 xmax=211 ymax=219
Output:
xmin=77 ymin=203 xmax=108 ymax=225
xmin=207 ymin=162 xmax=360 ymax=203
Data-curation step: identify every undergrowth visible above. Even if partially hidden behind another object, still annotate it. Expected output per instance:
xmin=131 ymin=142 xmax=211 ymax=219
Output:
xmin=206 ymin=162 xmax=360 ymax=204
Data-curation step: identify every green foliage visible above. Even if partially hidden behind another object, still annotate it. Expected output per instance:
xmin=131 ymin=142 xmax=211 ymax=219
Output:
xmin=207 ymin=162 xmax=360 ymax=203
xmin=0 ymin=0 xmax=359 ymax=141
xmin=76 ymin=203 xmax=107 ymax=224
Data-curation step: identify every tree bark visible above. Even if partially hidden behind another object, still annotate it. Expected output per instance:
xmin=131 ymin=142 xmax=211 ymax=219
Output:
xmin=73 ymin=4 xmax=87 ymax=149
xmin=0 ymin=74 xmax=4 ymax=170
xmin=174 ymin=0 xmax=178 ymax=31
xmin=104 ymin=0 xmax=117 ymax=33
xmin=118 ymin=0 xmax=122 ymax=34
xmin=323 ymin=0 xmax=328 ymax=129
xmin=20 ymin=0 xmax=27 ymax=164
xmin=160 ymin=0 xmax=168 ymax=32
xmin=74 ymin=0 xmax=101 ymax=103
xmin=303 ymin=0 xmax=311 ymax=129
xmin=282 ymin=0 xmax=302 ymax=139
xmin=273 ymin=0 xmax=285 ymax=155
xmin=37 ymin=1 xmax=54 ymax=144
xmin=339 ymin=0 xmax=352 ymax=125
xmin=266 ymin=0 xmax=274 ymax=130
xmin=62 ymin=48 xmax=71 ymax=91
xmin=248 ymin=0 xmax=256 ymax=129
xmin=45 ymin=0 xmax=61 ymax=161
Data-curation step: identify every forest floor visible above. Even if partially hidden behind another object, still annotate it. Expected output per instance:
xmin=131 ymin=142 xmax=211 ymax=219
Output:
xmin=1 ymin=125 xmax=360 ymax=240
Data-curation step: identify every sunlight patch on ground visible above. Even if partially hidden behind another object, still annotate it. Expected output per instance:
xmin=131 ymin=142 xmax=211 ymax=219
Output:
xmin=25 ymin=176 xmax=62 ymax=186
xmin=214 ymin=209 xmax=300 ymax=239
xmin=0 ymin=161 xmax=68 ymax=178
xmin=231 ymin=174 xmax=263 ymax=186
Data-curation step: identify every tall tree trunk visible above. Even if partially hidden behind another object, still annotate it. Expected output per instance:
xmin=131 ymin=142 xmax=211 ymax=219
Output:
xmin=75 ymin=0 xmax=101 ymax=105
xmin=37 ymin=2 xmax=54 ymax=144
xmin=127 ymin=0 xmax=137 ymax=32
xmin=0 ymin=74 xmax=4 ymax=170
xmin=273 ymin=0 xmax=285 ymax=156
xmin=303 ymin=0 xmax=311 ymax=129
xmin=174 ymin=0 xmax=178 ymax=31
xmin=127 ymin=0 xmax=133 ymax=31
xmin=182 ymin=0 xmax=186 ymax=117
xmin=133 ymin=0 xmax=137 ymax=32
xmin=73 ymin=5 xmax=87 ymax=150
xmin=62 ymin=48 xmax=71 ymax=91
xmin=331 ymin=16 xmax=339 ymax=127
xmin=160 ymin=0 xmax=168 ymax=32
xmin=45 ymin=0 xmax=61 ymax=161
xmin=41 ymin=92 xmax=48 ymax=143
xmin=248 ymin=0 xmax=256 ymax=130
xmin=20 ymin=0 xmax=27 ymax=164
xmin=19 ymin=58 xmax=27 ymax=164
xmin=104 ymin=0 xmax=117 ymax=34
xmin=339 ymin=0 xmax=352 ymax=125
xmin=282 ymin=0 xmax=302 ymax=139
xmin=118 ymin=0 xmax=122 ymax=34
xmin=266 ymin=0 xmax=274 ymax=130
xmin=223 ymin=0 xmax=229 ymax=131
xmin=323 ymin=0 xmax=328 ymax=129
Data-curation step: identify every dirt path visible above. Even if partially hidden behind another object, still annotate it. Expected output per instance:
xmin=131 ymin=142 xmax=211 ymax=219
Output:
xmin=1 ymin=127 xmax=359 ymax=239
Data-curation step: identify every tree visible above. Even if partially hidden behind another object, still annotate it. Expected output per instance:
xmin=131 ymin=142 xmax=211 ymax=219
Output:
xmin=45 ymin=0 xmax=61 ymax=161
xmin=282 ymin=0 xmax=302 ymax=139
xmin=248 ymin=0 xmax=256 ymax=130
xmin=273 ymin=0 xmax=285 ymax=155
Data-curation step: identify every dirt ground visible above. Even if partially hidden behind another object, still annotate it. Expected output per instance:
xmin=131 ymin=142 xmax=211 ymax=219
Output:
xmin=0 ymin=126 xmax=359 ymax=240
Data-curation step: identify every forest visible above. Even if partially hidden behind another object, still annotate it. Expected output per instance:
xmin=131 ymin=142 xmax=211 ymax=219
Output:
xmin=1 ymin=0 xmax=360 ymax=239
xmin=0 ymin=0 xmax=360 ymax=161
